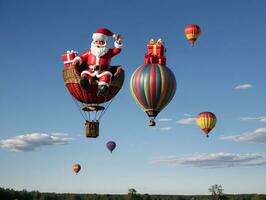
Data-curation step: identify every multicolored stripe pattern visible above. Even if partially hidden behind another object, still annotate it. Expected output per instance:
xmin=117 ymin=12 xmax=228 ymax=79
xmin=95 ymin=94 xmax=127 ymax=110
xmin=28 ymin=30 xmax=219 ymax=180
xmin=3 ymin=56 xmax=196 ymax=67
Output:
xmin=130 ymin=63 xmax=176 ymax=117
xmin=184 ymin=24 xmax=201 ymax=45
xmin=196 ymin=112 xmax=216 ymax=135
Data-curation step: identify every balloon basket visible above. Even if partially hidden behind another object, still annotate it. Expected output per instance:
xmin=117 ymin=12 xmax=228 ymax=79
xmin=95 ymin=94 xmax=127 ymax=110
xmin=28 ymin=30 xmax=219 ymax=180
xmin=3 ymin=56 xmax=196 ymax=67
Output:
xmin=149 ymin=119 xmax=156 ymax=126
xmin=85 ymin=121 xmax=99 ymax=138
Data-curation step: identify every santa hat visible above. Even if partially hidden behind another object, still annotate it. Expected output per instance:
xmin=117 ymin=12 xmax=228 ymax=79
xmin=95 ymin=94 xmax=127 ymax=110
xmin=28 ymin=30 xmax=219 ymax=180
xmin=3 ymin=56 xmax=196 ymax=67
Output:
xmin=92 ymin=28 xmax=116 ymax=41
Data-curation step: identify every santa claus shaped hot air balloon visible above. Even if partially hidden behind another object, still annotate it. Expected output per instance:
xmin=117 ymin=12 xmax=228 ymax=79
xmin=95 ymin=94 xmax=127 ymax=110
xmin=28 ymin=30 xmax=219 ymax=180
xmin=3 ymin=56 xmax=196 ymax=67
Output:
xmin=62 ymin=28 xmax=124 ymax=138
xmin=184 ymin=24 xmax=201 ymax=46
xmin=130 ymin=38 xmax=176 ymax=126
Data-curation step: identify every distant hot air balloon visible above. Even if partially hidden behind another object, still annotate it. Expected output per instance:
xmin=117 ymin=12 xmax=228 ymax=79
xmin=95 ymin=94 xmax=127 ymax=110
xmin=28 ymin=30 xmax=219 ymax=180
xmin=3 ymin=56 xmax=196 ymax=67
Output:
xmin=196 ymin=112 xmax=216 ymax=137
xmin=106 ymin=141 xmax=116 ymax=153
xmin=73 ymin=163 xmax=81 ymax=174
xmin=130 ymin=39 xmax=176 ymax=126
xmin=184 ymin=24 xmax=201 ymax=46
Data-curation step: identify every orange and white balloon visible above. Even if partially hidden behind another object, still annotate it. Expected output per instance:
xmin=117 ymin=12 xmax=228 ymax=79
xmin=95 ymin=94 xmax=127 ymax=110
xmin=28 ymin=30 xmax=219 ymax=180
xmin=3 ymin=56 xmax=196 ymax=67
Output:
xmin=73 ymin=163 xmax=81 ymax=174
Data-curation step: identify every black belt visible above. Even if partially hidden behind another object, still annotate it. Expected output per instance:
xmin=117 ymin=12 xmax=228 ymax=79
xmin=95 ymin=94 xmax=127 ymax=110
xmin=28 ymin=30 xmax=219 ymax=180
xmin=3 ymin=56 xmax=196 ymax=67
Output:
xmin=89 ymin=65 xmax=109 ymax=71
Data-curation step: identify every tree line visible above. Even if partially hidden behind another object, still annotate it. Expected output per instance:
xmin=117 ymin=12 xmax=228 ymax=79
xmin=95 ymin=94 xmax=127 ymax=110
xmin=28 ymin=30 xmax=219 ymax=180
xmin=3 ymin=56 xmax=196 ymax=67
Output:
xmin=0 ymin=187 xmax=265 ymax=200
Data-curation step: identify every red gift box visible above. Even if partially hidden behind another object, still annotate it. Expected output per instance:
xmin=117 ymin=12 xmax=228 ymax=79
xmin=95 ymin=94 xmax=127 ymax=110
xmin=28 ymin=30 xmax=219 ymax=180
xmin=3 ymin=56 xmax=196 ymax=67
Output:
xmin=155 ymin=44 xmax=165 ymax=57
xmin=144 ymin=54 xmax=150 ymax=64
xmin=144 ymin=54 xmax=158 ymax=64
xmin=146 ymin=40 xmax=165 ymax=57
xmin=62 ymin=50 xmax=77 ymax=68
xmin=158 ymin=56 xmax=166 ymax=65
xmin=149 ymin=56 xmax=158 ymax=64
xmin=147 ymin=43 xmax=165 ymax=57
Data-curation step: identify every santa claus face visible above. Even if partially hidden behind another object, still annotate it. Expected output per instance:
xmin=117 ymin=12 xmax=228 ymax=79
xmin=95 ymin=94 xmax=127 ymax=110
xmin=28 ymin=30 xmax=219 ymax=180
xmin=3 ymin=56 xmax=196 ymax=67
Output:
xmin=94 ymin=40 xmax=106 ymax=47
xmin=91 ymin=39 xmax=109 ymax=57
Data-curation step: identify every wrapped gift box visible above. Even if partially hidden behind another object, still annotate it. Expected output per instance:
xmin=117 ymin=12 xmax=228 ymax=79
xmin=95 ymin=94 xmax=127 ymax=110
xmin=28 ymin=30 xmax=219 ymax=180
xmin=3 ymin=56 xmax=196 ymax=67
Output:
xmin=149 ymin=56 xmax=158 ymax=64
xmin=147 ymin=40 xmax=165 ymax=57
xmin=144 ymin=54 xmax=150 ymax=64
xmin=62 ymin=50 xmax=77 ymax=68
xmin=158 ymin=56 xmax=166 ymax=65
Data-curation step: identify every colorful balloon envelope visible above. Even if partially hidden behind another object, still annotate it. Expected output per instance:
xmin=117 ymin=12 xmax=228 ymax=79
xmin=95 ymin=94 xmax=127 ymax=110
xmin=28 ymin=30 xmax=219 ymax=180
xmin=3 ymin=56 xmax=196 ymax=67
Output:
xmin=130 ymin=39 xmax=176 ymax=126
xmin=106 ymin=141 xmax=116 ymax=153
xmin=73 ymin=163 xmax=81 ymax=174
xmin=196 ymin=112 xmax=216 ymax=137
xmin=184 ymin=24 xmax=201 ymax=46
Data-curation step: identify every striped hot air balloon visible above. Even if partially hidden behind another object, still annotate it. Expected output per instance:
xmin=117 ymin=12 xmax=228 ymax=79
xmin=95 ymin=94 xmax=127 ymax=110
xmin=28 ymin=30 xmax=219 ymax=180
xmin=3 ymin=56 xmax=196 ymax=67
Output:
xmin=130 ymin=63 xmax=176 ymax=126
xmin=196 ymin=112 xmax=217 ymax=137
xmin=184 ymin=24 xmax=201 ymax=46
xmin=130 ymin=39 xmax=176 ymax=126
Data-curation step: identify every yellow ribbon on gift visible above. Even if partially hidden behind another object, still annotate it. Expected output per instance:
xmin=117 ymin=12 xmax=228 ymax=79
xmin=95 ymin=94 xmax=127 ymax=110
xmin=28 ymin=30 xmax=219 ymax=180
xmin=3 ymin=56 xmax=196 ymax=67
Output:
xmin=149 ymin=38 xmax=164 ymax=56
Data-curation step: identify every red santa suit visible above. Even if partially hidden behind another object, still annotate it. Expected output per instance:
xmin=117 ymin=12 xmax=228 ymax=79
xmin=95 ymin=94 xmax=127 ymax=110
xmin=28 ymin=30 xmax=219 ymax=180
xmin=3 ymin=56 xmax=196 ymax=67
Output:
xmin=74 ymin=42 xmax=122 ymax=87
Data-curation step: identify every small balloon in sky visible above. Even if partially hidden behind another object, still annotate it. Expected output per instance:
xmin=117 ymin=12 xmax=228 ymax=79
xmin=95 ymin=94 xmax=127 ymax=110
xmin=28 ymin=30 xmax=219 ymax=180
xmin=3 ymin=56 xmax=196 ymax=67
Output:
xmin=184 ymin=24 xmax=201 ymax=46
xmin=196 ymin=111 xmax=217 ymax=138
xmin=73 ymin=163 xmax=81 ymax=175
xmin=106 ymin=141 xmax=116 ymax=154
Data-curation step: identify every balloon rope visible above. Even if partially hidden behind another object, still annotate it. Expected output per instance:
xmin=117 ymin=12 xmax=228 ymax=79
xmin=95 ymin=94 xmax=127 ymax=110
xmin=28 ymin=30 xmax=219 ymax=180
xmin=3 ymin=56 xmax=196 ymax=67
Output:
xmin=66 ymin=82 xmax=88 ymax=121
xmin=95 ymin=109 xmax=98 ymax=121
xmin=71 ymin=96 xmax=87 ymax=121
xmin=84 ymin=105 xmax=90 ymax=120
xmin=98 ymin=96 xmax=115 ymax=121
xmin=97 ymin=85 xmax=110 ymax=120
xmin=88 ymin=108 xmax=91 ymax=121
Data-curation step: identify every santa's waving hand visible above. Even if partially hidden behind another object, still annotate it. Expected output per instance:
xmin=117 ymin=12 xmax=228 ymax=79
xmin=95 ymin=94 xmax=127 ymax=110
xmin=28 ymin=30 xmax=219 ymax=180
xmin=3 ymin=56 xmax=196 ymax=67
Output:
xmin=72 ymin=28 xmax=123 ymax=97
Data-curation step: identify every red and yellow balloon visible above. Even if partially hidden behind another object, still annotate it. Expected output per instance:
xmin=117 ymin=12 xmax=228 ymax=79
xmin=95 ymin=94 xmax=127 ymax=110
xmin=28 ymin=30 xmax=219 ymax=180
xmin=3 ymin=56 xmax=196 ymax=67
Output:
xmin=196 ymin=112 xmax=216 ymax=137
xmin=184 ymin=24 xmax=201 ymax=46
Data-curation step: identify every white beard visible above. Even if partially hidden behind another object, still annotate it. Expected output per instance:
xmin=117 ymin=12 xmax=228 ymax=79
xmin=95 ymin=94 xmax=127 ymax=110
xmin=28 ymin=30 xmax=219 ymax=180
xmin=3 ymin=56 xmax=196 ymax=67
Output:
xmin=91 ymin=42 xmax=109 ymax=57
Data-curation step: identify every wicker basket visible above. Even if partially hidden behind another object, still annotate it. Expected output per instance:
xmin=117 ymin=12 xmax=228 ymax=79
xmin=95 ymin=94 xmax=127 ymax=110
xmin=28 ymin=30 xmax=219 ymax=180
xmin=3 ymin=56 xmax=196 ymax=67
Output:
xmin=63 ymin=64 xmax=80 ymax=84
xmin=85 ymin=121 xmax=99 ymax=138
xmin=63 ymin=64 xmax=124 ymax=86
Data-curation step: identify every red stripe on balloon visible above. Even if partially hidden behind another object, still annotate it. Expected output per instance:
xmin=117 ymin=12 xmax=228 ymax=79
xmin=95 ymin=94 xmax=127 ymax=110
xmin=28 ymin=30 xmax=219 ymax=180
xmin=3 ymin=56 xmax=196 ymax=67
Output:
xmin=135 ymin=67 xmax=146 ymax=106
xmin=197 ymin=112 xmax=216 ymax=119
xmin=149 ymin=64 xmax=156 ymax=108
xmin=184 ymin=25 xmax=200 ymax=34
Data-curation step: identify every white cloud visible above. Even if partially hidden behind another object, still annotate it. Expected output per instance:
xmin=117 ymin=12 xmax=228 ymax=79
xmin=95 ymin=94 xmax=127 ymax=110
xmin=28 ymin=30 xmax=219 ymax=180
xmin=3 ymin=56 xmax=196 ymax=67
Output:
xmin=0 ymin=133 xmax=71 ymax=152
xmin=261 ymin=118 xmax=266 ymax=123
xmin=183 ymin=113 xmax=192 ymax=117
xmin=176 ymin=118 xmax=195 ymax=125
xmin=220 ymin=128 xmax=266 ymax=143
xmin=157 ymin=118 xmax=173 ymax=122
xmin=51 ymin=133 xmax=69 ymax=136
xmin=240 ymin=116 xmax=266 ymax=123
xmin=235 ymin=84 xmax=253 ymax=90
xmin=240 ymin=117 xmax=257 ymax=120
xmin=159 ymin=127 xmax=172 ymax=131
xmin=151 ymin=152 xmax=266 ymax=168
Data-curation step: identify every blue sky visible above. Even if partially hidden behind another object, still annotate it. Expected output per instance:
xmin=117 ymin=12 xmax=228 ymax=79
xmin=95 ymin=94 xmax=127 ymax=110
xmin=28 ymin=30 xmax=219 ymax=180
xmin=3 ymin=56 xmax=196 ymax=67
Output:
xmin=1 ymin=0 xmax=266 ymax=195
